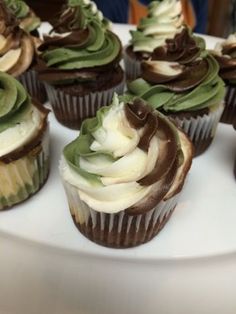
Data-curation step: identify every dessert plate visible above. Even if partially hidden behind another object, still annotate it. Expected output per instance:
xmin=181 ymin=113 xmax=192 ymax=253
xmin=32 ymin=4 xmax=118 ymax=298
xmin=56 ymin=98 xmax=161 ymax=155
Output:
xmin=0 ymin=24 xmax=235 ymax=314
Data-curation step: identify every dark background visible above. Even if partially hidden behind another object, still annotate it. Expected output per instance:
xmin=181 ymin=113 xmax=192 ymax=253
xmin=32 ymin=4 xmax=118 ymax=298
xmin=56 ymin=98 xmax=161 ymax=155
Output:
xmin=25 ymin=0 xmax=234 ymax=38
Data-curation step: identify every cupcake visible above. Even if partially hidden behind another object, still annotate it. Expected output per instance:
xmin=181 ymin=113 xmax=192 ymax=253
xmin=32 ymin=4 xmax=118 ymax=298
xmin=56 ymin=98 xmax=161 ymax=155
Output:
xmin=3 ymin=0 xmax=41 ymax=36
xmin=37 ymin=0 xmax=124 ymax=130
xmin=126 ymin=28 xmax=225 ymax=156
xmin=60 ymin=95 xmax=193 ymax=248
xmin=124 ymin=0 xmax=184 ymax=80
xmin=212 ymin=34 xmax=236 ymax=124
xmin=0 ymin=2 xmax=47 ymax=103
xmin=0 ymin=72 xmax=49 ymax=210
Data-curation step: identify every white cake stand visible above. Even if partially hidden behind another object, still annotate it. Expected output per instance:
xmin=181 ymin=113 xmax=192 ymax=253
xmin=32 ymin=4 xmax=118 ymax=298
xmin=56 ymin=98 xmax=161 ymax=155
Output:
xmin=0 ymin=24 xmax=235 ymax=314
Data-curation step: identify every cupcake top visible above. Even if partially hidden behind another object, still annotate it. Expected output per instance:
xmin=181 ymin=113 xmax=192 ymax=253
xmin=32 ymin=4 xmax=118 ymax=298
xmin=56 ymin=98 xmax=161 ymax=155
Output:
xmin=127 ymin=28 xmax=225 ymax=113
xmin=0 ymin=1 xmax=35 ymax=77
xmin=3 ymin=0 xmax=40 ymax=33
xmin=37 ymin=0 xmax=122 ymax=86
xmin=61 ymin=94 xmax=193 ymax=214
xmin=130 ymin=0 xmax=184 ymax=54
xmin=212 ymin=34 xmax=236 ymax=85
xmin=0 ymin=71 xmax=48 ymax=160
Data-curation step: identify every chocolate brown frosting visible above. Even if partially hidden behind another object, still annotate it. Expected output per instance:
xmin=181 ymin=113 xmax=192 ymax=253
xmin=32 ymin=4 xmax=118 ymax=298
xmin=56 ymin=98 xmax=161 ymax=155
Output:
xmin=124 ymin=99 xmax=181 ymax=214
xmin=213 ymin=43 xmax=236 ymax=82
xmin=141 ymin=28 xmax=209 ymax=92
xmin=125 ymin=99 xmax=178 ymax=185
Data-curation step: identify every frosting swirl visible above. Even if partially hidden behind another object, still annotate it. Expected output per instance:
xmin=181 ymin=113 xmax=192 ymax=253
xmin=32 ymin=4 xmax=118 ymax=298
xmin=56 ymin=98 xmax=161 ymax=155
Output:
xmin=0 ymin=71 xmax=48 ymax=158
xmin=0 ymin=2 xmax=34 ymax=76
xmin=4 ymin=0 xmax=40 ymax=33
xmin=37 ymin=0 xmax=122 ymax=85
xmin=212 ymin=34 xmax=236 ymax=84
xmin=65 ymin=0 xmax=111 ymax=30
xmin=127 ymin=29 xmax=225 ymax=112
xmin=61 ymin=95 xmax=193 ymax=214
xmin=130 ymin=0 xmax=184 ymax=54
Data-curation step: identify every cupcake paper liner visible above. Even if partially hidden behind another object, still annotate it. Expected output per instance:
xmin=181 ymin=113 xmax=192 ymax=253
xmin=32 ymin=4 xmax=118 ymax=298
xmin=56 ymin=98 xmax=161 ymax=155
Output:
xmin=123 ymin=48 xmax=141 ymax=81
xmin=62 ymin=178 xmax=180 ymax=248
xmin=220 ymin=85 xmax=236 ymax=124
xmin=172 ymin=103 xmax=224 ymax=156
xmin=0 ymin=126 xmax=50 ymax=210
xmin=45 ymin=79 xmax=125 ymax=130
xmin=18 ymin=69 xmax=48 ymax=104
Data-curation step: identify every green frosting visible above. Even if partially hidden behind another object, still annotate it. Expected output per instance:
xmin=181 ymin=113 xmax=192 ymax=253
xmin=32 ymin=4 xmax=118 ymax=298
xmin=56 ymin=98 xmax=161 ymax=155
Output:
xmin=4 ymin=0 xmax=40 ymax=32
xmin=41 ymin=3 xmax=120 ymax=71
xmin=4 ymin=0 xmax=28 ymax=18
xmin=0 ymin=71 xmax=31 ymax=133
xmin=63 ymin=101 xmax=115 ymax=185
xmin=126 ymin=55 xmax=225 ymax=112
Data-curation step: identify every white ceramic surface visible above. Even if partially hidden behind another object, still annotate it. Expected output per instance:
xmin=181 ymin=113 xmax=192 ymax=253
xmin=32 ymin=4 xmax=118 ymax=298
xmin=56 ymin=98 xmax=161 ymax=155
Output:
xmin=0 ymin=24 xmax=235 ymax=314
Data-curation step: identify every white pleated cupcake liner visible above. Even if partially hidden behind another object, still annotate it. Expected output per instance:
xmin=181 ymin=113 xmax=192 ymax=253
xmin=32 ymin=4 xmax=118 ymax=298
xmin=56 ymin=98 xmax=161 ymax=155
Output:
xmin=123 ymin=48 xmax=141 ymax=81
xmin=62 ymin=178 xmax=180 ymax=248
xmin=18 ymin=69 xmax=47 ymax=104
xmin=221 ymin=85 xmax=236 ymax=124
xmin=173 ymin=103 xmax=224 ymax=156
xmin=0 ymin=126 xmax=50 ymax=210
xmin=44 ymin=79 xmax=125 ymax=130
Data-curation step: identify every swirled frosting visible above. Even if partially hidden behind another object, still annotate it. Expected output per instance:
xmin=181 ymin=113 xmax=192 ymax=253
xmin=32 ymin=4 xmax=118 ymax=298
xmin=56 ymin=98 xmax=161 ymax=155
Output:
xmin=61 ymin=95 xmax=193 ymax=214
xmin=4 ymin=0 xmax=40 ymax=33
xmin=0 ymin=71 xmax=48 ymax=158
xmin=212 ymin=34 xmax=236 ymax=84
xmin=130 ymin=0 xmax=184 ymax=54
xmin=0 ymin=2 xmax=34 ymax=76
xmin=67 ymin=0 xmax=111 ymax=30
xmin=37 ymin=0 xmax=121 ymax=85
xmin=127 ymin=29 xmax=225 ymax=112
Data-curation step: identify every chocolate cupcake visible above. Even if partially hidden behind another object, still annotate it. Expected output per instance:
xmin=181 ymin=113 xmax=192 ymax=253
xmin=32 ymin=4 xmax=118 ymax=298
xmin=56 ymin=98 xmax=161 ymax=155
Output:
xmin=126 ymin=28 xmax=225 ymax=156
xmin=3 ymin=0 xmax=41 ymax=36
xmin=0 ymin=72 xmax=49 ymax=210
xmin=0 ymin=2 xmax=47 ymax=103
xmin=37 ymin=0 xmax=124 ymax=130
xmin=212 ymin=34 xmax=236 ymax=124
xmin=124 ymin=0 xmax=184 ymax=80
xmin=60 ymin=95 xmax=193 ymax=248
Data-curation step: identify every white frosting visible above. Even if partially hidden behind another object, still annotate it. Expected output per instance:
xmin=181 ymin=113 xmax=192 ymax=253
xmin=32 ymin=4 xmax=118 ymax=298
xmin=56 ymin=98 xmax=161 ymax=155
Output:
xmin=145 ymin=60 xmax=183 ymax=76
xmin=0 ymin=106 xmax=42 ymax=157
xmin=152 ymin=0 xmax=182 ymax=17
xmin=214 ymin=34 xmax=236 ymax=55
xmin=133 ymin=0 xmax=184 ymax=52
xmin=0 ymin=35 xmax=22 ymax=72
xmin=61 ymin=158 xmax=153 ymax=214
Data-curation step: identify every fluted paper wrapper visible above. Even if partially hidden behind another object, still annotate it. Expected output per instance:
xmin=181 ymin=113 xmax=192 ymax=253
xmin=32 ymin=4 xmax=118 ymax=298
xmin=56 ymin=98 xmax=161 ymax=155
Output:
xmin=0 ymin=127 xmax=50 ymax=210
xmin=18 ymin=69 xmax=47 ymax=104
xmin=45 ymin=79 xmax=125 ymax=130
xmin=62 ymin=178 xmax=180 ymax=248
xmin=123 ymin=48 xmax=141 ymax=81
xmin=220 ymin=85 xmax=236 ymax=124
xmin=173 ymin=103 xmax=224 ymax=156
